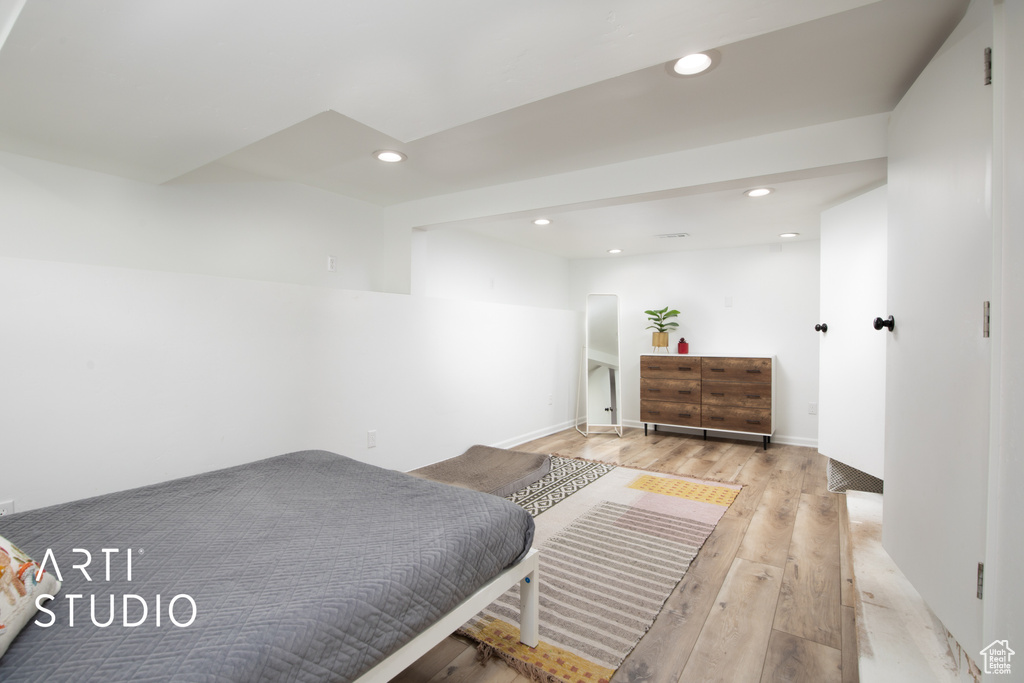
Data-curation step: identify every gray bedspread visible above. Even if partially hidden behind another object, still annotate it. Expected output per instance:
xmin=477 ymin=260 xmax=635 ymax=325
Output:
xmin=0 ymin=450 xmax=535 ymax=682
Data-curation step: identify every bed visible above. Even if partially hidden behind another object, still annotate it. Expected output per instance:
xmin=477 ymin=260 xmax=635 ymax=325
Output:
xmin=0 ymin=450 xmax=537 ymax=682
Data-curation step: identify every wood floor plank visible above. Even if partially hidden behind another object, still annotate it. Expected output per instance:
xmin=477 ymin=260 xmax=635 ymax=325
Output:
xmin=613 ymin=514 xmax=748 ymax=683
xmin=736 ymin=468 xmax=803 ymax=568
xmin=651 ymin=439 xmax=720 ymax=472
xmin=671 ymin=457 xmax=718 ymax=478
xmin=701 ymin=443 xmax=754 ymax=482
xmin=393 ymin=638 xmax=473 ymax=683
xmin=841 ymin=605 xmax=860 ymax=683
xmin=423 ymin=645 xmax=517 ymax=683
xmin=678 ymin=558 xmax=784 ymax=683
xmin=734 ymin=448 xmax=783 ymax=486
xmin=801 ymin=452 xmax=830 ymax=496
xmin=721 ymin=466 xmax=771 ymax=523
xmin=620 ymin=431 xmax=690 ymax=469
xmin=773 ymin=493 xmax=843 ymax=649
xmin=759 ymin=630 xmax=843 ymax=683
xmin=837 ymin=493 xmax=856 ymax=608
xmin=643 ymin=435 xmax=717 ymax=471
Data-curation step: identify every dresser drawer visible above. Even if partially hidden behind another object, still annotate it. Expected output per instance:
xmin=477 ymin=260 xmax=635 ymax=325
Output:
xmin=702 ymin=381 xmax=771 ymax=409
xmin=702 ymin=357 xmax=772 ymax=383
xmin=702 ymin=405 xmax=772 ymax=434
xmin=641 ymin=400 xmax=701 ymax=427
xmin=641 ymin=356 xmax=701 ymax=379
xmin=641 ymin=378 xmax=701 ymax=402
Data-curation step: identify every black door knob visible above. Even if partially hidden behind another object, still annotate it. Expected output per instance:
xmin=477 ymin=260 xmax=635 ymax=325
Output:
xmin=873 ymin=315 xmax=895 ymax=331
xmin=815 ymin=323 xmax=828 ymax=333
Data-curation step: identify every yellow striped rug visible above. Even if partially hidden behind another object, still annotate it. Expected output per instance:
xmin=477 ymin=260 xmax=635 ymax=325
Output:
xmin=460 ymin=466 xmax=739 ymax=683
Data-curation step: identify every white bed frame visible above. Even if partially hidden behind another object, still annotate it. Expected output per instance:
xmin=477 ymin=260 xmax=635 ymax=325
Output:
xmin=353 ymin=548 xmax=540 ymax=683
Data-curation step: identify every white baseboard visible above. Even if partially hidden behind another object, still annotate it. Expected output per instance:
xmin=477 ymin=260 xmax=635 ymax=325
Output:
xmin=492 ymin=420 xmax=576 ymax=450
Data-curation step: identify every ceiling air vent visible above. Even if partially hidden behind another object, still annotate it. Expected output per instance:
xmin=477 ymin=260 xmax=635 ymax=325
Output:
xmin=656 ymin=233 xmax=689 ymax=239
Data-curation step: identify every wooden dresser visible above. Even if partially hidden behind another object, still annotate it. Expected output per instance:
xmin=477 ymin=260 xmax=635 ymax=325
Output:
xmin=640 ymin=354 xmax=776 ymax=448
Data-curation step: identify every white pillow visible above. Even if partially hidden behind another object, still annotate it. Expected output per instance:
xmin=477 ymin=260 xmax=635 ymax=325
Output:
xmin=0 ymin=534 xmax=62 ymax=659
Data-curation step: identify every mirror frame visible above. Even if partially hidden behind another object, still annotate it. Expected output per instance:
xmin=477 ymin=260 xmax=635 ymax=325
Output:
xmin=576 ymin=293 xmax=623 ymax=437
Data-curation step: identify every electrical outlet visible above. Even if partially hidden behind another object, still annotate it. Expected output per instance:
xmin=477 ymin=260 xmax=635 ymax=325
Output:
xmin=809 ymin=402 xmax=818 ymax=415
xmin=0 ymin=500 xmax=15 ymax=516
xmin=327 ymin=255 xmax=337 ymax=272
xmin=367 ymin=430 xmax=377 ymax=448
xmin=548 ymin=394 xmax=553 ymax=405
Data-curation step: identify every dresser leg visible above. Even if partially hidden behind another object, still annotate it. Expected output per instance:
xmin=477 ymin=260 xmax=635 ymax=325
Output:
xmin=703 ymin=429 xmax=707 ymax=441
xmin=763 ymin=435 xmax=769 ymax=450
xmin=644 ymin=423 xmax=648 ymax=436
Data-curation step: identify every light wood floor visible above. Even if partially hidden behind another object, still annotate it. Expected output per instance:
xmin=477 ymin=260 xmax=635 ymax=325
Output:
xmin=393 ymin=428 xmax=858 ymax=683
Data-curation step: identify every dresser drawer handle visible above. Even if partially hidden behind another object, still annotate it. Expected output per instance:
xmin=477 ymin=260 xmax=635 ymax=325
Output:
xmin=710 ymin=416 xmax=725 ymax=421
xmin=746 ymin=369 xmax=762 ymax=374
xmin=648 ymin=365 xmax=662 ymax=370
xmin=746 ymin=394 xmax=762 ymax=399
xmin=676 ymin=367 xmax=693 ymax=372
xmin=648 ymin=388 xmax=662 ymax=393
xmin=678 ymin=390 xmax=691 ymax=395
xmin=746 ymin=420 xmax=762 ymax=425
xmin=711 ymin=368 xmax=725 ymax=372
xmin=710 ymin=392 xmax=725 ymax=396
xmin=677 ymin=413 xmax=692 ymax=418
xmin=648 ymin=410 xmax=661 ymax=415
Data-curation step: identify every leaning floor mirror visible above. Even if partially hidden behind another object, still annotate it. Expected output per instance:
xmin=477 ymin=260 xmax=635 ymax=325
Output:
xmin=576 ymin=293 xmax=623 ymax=437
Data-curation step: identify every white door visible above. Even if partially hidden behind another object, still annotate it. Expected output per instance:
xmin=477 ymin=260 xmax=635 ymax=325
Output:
xmin=818 ymin=186 xmax=887 ymax=480
xmin=882 ymin=0 xmax=992 ymax=656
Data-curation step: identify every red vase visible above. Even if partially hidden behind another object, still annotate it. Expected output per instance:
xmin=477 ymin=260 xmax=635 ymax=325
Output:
xmin=678 ymin=341 xmax=689 ymax=354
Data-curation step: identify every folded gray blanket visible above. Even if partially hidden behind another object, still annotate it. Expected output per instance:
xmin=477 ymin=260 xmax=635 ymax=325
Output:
xmin=409 ymin=444 xmax=551 ymax=498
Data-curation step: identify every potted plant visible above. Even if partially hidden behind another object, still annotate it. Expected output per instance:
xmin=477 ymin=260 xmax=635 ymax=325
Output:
xmin=645 ymin=307 xmax=679 ymax=351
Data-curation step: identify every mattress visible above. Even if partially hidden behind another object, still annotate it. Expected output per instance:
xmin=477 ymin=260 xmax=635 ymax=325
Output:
xmin=0 ymin=450 xmax=535 ymax=682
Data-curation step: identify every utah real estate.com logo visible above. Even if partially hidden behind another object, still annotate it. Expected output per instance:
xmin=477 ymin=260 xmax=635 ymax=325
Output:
xmin=980 ymin=640 xmax=1015 ymax=676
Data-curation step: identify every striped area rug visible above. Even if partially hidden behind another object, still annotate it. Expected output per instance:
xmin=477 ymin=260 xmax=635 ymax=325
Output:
xmin=460 ymin=466 xmax=739 ymax=683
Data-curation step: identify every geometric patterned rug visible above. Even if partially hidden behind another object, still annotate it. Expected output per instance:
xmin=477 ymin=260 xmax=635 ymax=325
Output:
xmin=461 ymin=464 xmax=740 ymax=683
xmin=506 ymin=456 xmax=617 ymax=517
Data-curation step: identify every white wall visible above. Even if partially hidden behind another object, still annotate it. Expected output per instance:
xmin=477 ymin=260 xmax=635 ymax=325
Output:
xmin=411 ymin=227 xmax=571 ymax=309
xmin=0 ymin=257 xmax=321 ymax=510
xmin=0 ymin=153 xmax=579 ymax=512
xmin=0 ymin=151 xmax=410 ymax=294
xmin=300 ymin=288 xmax=579 ymax=471
xmin=570 ymin=240 xmax=821 ymax=446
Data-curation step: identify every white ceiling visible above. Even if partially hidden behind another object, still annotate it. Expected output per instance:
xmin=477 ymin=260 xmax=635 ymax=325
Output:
xmin=0 ymin=0 xmax=968 ymax=259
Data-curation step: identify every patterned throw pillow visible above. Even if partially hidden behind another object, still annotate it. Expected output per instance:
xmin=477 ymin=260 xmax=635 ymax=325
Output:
xmin=0 ymin=534 xmax=62 ymax=659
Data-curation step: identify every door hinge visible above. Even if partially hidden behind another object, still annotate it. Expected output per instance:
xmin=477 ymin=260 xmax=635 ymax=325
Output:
xmin=977 ymin=562 xmax=985 ymax=599
xmin=983 ymin=301 xmax=991 ymax=338
xmin=984 ymin=47 xmax=993 ymax=85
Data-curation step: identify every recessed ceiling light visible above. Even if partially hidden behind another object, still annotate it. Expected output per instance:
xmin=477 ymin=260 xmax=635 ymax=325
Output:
xmin=779 ymin=232 xmax=800 ymax=238
xmin=533 ymin=218 xmax=552 ymax=226
xmin=667 ymin=49 xmax=720 ymax=78
xmin=607 ymin=248 xmax=622 ymax=254
xmin=745 ymin=187 xmax=773 ymax=198
xmin=374 ymin=150 xmax=406 ymax=163
xmin=673 ymin=53 xmax=713 ymax=75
